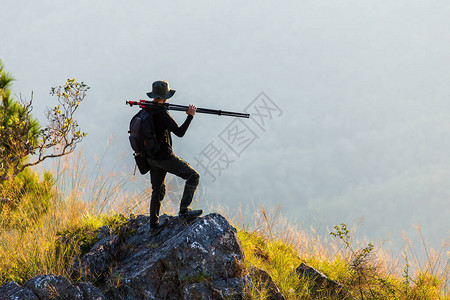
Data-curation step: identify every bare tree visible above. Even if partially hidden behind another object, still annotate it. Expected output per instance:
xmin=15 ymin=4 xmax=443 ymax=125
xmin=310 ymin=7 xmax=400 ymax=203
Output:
xmin=0 ymin=74 xmax=89 ymax=182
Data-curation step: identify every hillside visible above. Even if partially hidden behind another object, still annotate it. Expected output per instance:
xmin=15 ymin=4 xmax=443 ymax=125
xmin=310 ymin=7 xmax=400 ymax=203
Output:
xmin=0 ymin=212 xmax=355 ymax=299
xmin=0 ymin=165 xmax=447 ymax=299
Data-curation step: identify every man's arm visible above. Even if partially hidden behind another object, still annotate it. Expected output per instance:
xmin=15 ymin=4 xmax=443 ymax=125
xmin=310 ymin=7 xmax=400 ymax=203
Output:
xmin=166 ymin=105 xmax=197 ymax=137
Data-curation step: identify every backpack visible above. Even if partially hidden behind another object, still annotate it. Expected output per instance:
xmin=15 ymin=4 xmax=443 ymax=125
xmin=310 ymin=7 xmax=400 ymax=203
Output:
xmin=129 ymin=109 xmax=160 ymax=174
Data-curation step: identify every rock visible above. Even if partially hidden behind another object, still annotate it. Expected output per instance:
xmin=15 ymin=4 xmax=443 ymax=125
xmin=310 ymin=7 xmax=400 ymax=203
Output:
xmin=0 ymin=280 xmax=38 ymax=300
xmin=249 ymin=266 xmax=285 ymax=300
xmin=182 ymin=277 xmax=251 ymax=300
xmin=76 ymin=282 xmax=106 ymax=300
xmin=296 ymin=262 xmax=343 ymax=292
xmin=24 ymin=274 xmax=84 ymax=299
xmin=0 ymin=198 xmax=11 ymax=205
xmin=70 ymin=234 xmax=120 ymax=281
xmin=0 ymin=276 xmax=106 ymax=300
xmin=99 ymin=213 xmax=247 ymax=299
xmin=95 ymin=225 xmax=113 ymax=240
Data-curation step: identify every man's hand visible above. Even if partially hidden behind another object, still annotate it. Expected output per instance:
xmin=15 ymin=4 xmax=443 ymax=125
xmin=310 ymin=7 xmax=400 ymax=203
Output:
xmin=187 ymin=104 xmax=197 ymax=116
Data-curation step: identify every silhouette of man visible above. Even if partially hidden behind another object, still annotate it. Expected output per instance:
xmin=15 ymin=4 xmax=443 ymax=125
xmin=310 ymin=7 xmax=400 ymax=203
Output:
xmin=144 ymin=80 xmax=202 ymax=229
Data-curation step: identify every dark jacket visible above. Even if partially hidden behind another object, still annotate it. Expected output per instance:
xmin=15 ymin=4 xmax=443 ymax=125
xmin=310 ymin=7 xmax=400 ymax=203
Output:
xmin=145 ymin=105 xmax=193 ymax=160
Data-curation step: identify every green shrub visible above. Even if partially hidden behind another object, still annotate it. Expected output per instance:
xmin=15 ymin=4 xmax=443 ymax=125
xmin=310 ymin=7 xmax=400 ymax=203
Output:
xmin=235 ymin=221 xmax=448 ymax=299
xmin=0 ymin=168 xmax=54 ymax=229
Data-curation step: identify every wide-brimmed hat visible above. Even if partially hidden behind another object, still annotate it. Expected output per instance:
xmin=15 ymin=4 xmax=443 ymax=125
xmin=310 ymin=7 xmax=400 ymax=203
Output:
xmin=146 ymin=80 xmax=176 ymax=99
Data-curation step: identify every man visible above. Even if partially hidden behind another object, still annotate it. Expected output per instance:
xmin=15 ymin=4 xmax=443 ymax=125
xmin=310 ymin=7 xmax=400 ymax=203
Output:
xmin=145 ymin=80 xmax=202 ymax=229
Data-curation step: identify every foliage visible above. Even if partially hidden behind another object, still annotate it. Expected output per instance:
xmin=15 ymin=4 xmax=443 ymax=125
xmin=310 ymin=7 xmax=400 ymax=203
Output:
xmin=0 ymin=150 xmax=144 ymax=286
xmin=234 ymin=216 xmax=447 ymax=299
xmin=0 ymin=168 xmax=54 ymax=229
xmin=0 ymin=147 xmax=447 ymax=299
xmin=0 ymin=180 xmax=84 ymax=285
xmin=56 ymin=213 xmax=131 ymax=256
xmin=213 ymin=200 xmax=448 ymax=300
xmin=328 ymin=223 xmax=447 ymax=299
xmin=330 ymin=223 xmax=378 ymax=298
xmin=55 ymin=213 xmax=132 ymax=268
xmin=0 ymin=181 xmax=133 ymax=286
xmin=0 ymin=59 xmax=88 ymax=182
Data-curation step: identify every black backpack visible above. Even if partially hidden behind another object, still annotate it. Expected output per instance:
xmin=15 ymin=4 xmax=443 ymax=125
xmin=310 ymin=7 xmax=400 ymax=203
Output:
xmin=129 ymin=109 xmax=160 ymax=174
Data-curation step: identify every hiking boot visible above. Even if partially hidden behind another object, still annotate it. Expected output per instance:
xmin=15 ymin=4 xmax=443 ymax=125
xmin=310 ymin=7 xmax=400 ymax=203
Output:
xmin=150 ymin=217 xmax=168 ymax=232
xmin=150 ymin=220 xmax=159 ymax=229
xmin=178 ymin=208 xmax=203 ymax=218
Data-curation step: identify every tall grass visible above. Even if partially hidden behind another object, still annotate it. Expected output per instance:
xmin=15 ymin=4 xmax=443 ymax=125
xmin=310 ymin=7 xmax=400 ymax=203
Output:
xmin=0 ymin=151 xmax=148 ymax=285
xmin=0 ymin=167 xmax=85 ymax=284
xmin=0 ymin=152 xmax=448 ymax=299
xmin=226 ymin=204 xmax=449 ymax=299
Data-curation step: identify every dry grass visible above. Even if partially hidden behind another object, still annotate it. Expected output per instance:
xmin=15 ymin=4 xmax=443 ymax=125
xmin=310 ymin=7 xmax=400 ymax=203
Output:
xmin=0 ymin=152 xmax=448 ymax=299
xmin=225 ymin=203 xmax=449 ymax=299
xmin=0 ymin=151 xmax=148 ymax=285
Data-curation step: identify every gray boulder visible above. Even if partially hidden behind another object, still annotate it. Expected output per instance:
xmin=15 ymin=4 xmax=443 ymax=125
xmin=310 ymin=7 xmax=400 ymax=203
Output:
xmin=0 ymin=280 xmax=38 ymax=300
xmin=70 ymin=234 xmax=120 ymax=281
xmin=249 ymin=266 xmax=285 ymax=300
xmin=76 ymin=282 xmax=106 ymax=300
xmin=296 ymin=263 xmax=342 ymax=290
xmin=24 ymin=275 xmax=84 ymax=299
xmin=296 ymin=262 xmax=352 ymax=298
xmin=0 ymin=275 xmax=105 ymax=300
xmin=99 ymin=213 xmax=247 ymax=299
xmin=182 ymin=277 xmax=251 ymax=300
xmin=0 ymin=198 xmax=11 ymax=205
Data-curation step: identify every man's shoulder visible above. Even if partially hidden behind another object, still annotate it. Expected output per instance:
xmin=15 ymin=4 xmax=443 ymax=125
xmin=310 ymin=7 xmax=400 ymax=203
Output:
xmin=151 ymin=109 xmax=174 ymax=127
xmin=145 ymin=107 xmax=168 ymax=117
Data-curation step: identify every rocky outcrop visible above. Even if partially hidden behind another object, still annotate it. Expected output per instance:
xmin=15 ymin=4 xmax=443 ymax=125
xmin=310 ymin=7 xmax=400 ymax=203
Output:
xmin=296 ymin=262 xmax=351 ymax=298
xmin=249 ymin=266 xmax=286 ymax=300
xmin=0 ymin=197 xmax=11 ymax=205
xmin=70 ymin=234 xmax=120 ymax=282
xmin=0 ymin=280 xmax=38 ymax=300
xmin=296 ymin=263 xmax=342 ymax=290
xmin=0 ymin=275 xmax=104 ymax=300
xmin=0 ymin=213 xmax=252 ymax=299
xmin=98 ymin=213 xmax=249 ymax=299
xmin=0 ymin=212 xmax=350 ymax=300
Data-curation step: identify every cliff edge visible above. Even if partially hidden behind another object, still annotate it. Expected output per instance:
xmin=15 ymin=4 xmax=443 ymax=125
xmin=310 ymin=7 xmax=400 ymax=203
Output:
xmin=1 ymin=213 xmax=251 ymax=299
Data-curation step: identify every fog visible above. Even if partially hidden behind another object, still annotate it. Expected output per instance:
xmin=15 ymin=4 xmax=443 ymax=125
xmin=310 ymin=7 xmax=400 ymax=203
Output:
xmin=2 ymin=0 xmax=449 ymax=253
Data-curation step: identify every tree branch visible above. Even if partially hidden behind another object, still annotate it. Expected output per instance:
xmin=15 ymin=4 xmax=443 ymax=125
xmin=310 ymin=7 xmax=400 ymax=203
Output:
xmin=0 ymin=79 xmax=89 ymax=183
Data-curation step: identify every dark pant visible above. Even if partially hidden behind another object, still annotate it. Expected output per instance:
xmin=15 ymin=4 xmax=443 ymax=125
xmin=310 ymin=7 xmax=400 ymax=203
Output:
xmin=146 ymin=155 xmax=200 ymax=225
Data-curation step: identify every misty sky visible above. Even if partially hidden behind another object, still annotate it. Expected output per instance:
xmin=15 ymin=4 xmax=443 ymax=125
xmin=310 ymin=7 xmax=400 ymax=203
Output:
xmin=1 ymin=0 xmax=449 ymax=253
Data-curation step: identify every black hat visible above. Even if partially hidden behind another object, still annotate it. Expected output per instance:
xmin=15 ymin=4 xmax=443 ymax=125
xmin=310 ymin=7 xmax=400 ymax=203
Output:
xmin=146 ymin=80 xmax=176 ymax=99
